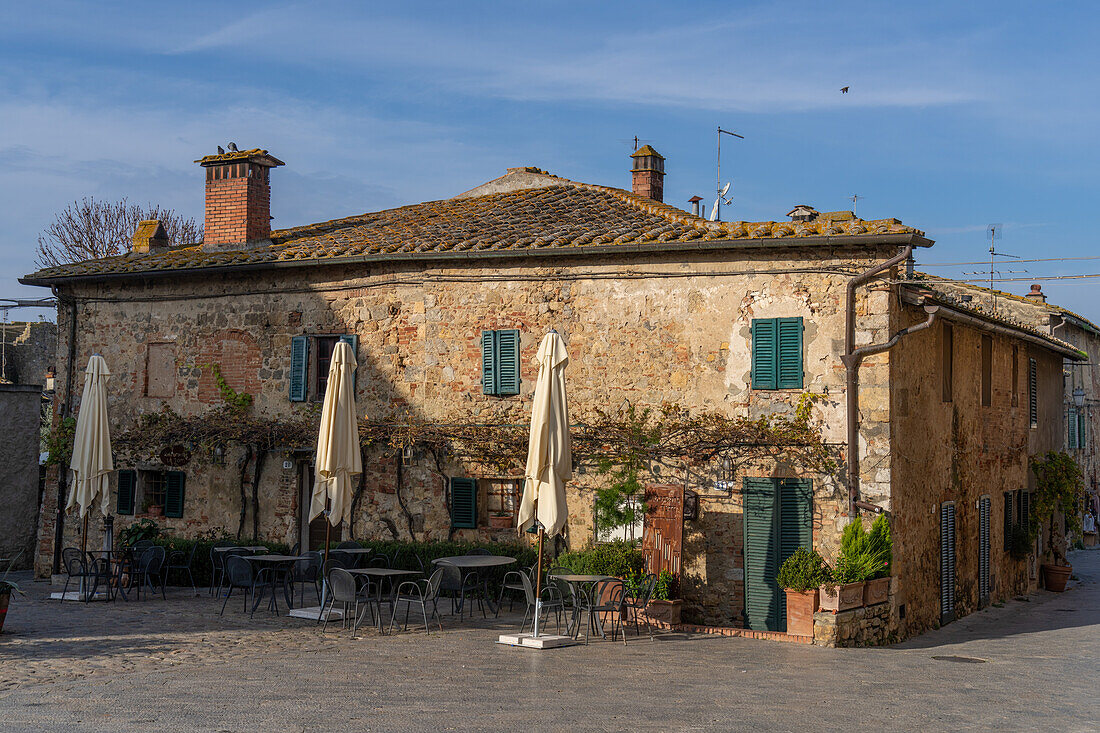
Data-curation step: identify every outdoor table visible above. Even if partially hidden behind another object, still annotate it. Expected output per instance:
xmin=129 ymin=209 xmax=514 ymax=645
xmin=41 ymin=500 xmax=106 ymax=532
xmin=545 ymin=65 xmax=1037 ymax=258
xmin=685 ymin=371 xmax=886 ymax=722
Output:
xmin=547 ymin=573 xmax=615 ymax=638
xmin=243 ymin=554 xmax=302 ymax=614
xmin=77 ymin=549 xmax=127 ymax=601
xmin=214 ymin=545 xmax=268 ymax=554
xmin=432 ymin=555 xmax=516 ymax=615
xmin=346 ymin=567 xmax=420 ymax=632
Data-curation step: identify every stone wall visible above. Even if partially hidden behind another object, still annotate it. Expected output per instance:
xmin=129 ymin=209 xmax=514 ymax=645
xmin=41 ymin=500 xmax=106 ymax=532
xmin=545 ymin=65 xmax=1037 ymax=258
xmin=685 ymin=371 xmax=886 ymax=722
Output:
xmin=813 ymin=600 xmax=892 ymax=647
xmin=0 ymin=385 xmax=44 ymax=569
xmin=35 ymin=244 xmax=899 ymax=630
xmin=0 ymin=321 xmax=57 ymax=387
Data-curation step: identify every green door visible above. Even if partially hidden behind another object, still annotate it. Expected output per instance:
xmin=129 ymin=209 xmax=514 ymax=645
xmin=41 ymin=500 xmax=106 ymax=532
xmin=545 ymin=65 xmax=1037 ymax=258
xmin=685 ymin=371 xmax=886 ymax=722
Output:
xmin=743 ymin=478 xmax=813 ymax=632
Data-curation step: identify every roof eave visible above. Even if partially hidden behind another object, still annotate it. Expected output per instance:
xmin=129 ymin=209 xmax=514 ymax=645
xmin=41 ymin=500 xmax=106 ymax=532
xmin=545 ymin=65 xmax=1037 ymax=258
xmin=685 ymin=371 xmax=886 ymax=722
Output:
xmin=20 ymin=232 xmax=931 ymax=288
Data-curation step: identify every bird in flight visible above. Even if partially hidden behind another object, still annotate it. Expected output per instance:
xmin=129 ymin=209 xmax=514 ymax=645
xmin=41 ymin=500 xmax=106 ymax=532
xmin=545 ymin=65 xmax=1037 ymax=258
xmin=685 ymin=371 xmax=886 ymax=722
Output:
xmin=840 ymin=86 xmax=849 ymax=93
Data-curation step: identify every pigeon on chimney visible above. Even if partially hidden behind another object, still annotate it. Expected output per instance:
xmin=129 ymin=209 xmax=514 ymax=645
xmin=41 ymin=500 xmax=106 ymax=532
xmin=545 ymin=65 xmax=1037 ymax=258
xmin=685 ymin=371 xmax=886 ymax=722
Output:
xmin=217 ymin=145 xmax=225 ymax=154
xmin=227 ymin=142 xmax=238 ymax=152
xmin=840 ymin=86 xmax=849 ymax=93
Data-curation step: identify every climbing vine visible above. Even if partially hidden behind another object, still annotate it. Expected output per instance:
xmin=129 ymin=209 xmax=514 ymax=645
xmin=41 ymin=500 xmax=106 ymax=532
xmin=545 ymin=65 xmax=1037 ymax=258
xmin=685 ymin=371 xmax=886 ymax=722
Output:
xmin=1030 ymin=451 xmax=1085 ymax=565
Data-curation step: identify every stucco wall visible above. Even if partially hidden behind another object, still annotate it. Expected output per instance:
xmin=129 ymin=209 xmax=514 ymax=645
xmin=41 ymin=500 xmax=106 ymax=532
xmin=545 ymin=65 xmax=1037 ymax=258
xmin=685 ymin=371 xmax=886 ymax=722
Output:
xmin=35 ymin=245 xmax=899 ymax=628
xmin=0 ymin=385 xmax=44 ymax=569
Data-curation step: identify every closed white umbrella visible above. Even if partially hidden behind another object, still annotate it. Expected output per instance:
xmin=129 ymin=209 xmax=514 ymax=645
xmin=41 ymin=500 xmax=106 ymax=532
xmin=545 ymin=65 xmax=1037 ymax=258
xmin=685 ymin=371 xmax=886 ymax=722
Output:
xmin=309 ymin=341 xmax=361 ymax=616
xmin=516 ymin=331 xmax=571 ymax=637
xmin=67 ymin=355 xmax=113 ymax=522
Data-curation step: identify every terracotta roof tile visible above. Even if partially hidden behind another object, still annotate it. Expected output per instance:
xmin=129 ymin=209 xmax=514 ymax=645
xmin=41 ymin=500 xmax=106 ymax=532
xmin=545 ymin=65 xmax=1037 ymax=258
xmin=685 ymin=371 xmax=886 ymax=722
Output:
xmin=23 ymin=178 xmax=924 ymax=283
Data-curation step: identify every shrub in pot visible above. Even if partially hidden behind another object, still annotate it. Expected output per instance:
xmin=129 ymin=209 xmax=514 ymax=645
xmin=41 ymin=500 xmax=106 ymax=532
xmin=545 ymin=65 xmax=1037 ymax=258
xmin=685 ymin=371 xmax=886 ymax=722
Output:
xmin=820 ymin=519 xmax=889 ymax=612
xmin=0 ymin=556 xmax=25 ymax=634
xmin=1030 ymin=452 xmax=1085 ymax=592
xmin=776 ymin=547 xmax=831 ymax=636
xmin=646 ymin=570 xmax=682 ymax=625
xmin=862 ymin=514 xmax=893 ymax=605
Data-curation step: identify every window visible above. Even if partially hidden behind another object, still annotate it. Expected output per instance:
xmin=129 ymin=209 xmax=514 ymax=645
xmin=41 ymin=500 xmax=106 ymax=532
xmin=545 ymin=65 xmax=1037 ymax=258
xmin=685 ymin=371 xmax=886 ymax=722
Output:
xmin=145 ymin=343 xmax=176 ymax=398
xmin=122 ymin=469 xmax=186 ymax=517
xmin=143 ymin=471 xmax=167 ymax=511
xmin=1028 ymin=358 xmax=1038 ymax=428
xmin=481 ymin=479 xmax=521 ymax=525
xmin=481 ymin=329 xmax=520 ymax=396
xmin=1011 ymin=345 xmax=1019 ymax=407
xmin=449 ymin=477 xmax=478 ymax=528
xmin=750 ymin=317 xmax=804 ymax=390
xmin=289 ymin=334 xmax=358 ymax=402
xmin=941 ymin=323 xmax=953 ymax=403
xmin=1003 ymin=489 xmax=1031 ymax=552
xmin=981 ymin=335 xmax=992 ymax=407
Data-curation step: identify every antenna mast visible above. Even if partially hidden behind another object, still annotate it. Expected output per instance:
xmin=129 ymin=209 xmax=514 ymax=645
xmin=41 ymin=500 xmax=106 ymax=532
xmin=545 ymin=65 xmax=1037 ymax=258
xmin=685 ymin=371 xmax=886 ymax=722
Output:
xmin=850 ymin=194 xmax=861 ymax=218
xmin=715 ymin=126 xmax=744 ymax=222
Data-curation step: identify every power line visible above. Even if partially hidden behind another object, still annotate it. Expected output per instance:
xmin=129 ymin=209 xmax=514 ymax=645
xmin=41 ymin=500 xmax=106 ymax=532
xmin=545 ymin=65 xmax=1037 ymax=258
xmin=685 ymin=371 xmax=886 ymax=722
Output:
xmin=916 ymin=256 xmax=1100 ymax=267
xmin=950 ymin=273 xmax=1100 ymax=283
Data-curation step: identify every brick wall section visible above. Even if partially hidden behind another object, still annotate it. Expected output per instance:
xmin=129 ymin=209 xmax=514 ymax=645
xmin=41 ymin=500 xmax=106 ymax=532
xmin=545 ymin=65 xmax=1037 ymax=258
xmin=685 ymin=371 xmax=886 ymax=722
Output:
xmin=204 ymin=163 xmax=271 ymax=245
xmin=631 ymin=170 xmax=663 ymax=202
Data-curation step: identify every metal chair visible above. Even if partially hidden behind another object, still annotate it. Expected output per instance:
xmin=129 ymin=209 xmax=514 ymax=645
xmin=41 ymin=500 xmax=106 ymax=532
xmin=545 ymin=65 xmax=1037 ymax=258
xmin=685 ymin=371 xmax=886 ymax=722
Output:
xmin=209 ymin=540 xmax=235 ymax=596
xmin=132 ymin=546 xmax=167 ymax=600
xmin=469 ymin=548 xmax=492 ymax=556
xmin=219 ymin=556 xmax=259 ymax=616
xmin=292 ymin=551 xmax=323 ymax=607
xmin=437 ymin=560 xmax=485 ymax=619
xmin=321 ymin=567 xmax=369 ymax=635
xmin=367 ymin=553 xmax=390 ymax=569
xmin=389 ymin=568 xmax=445 ymax=635
xmin=496 ymin=565 xmax=533 ymax=615
xmin=60 ymin=547 xmax=108 ymax=602
xmin=517 ymin=572 xmax=565 ymax=635
xmin=336 ymin=541 xmax=361 ymax=549
xmin=164 ymin=543 xmax=199 ymax=597
xmin=574 ymin=579 xmax=627 ymax=645
xmin=623 ymin=573 xmax=657 ymax=639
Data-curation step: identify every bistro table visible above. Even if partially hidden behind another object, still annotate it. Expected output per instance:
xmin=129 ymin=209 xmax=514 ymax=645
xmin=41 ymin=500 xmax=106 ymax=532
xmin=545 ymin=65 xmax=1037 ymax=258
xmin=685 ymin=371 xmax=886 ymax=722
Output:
xmin=213 ymin=545 xmax=268 ymax=554
xmin=243 ymin=554 xmax=302 ymax=614
xmin=346 ymin=567 xmax=420 ymax=632
xmin=547 ymin=573 xmax=615 ymax=638
xmin=431 ymin=555 xmax=516 ymax=616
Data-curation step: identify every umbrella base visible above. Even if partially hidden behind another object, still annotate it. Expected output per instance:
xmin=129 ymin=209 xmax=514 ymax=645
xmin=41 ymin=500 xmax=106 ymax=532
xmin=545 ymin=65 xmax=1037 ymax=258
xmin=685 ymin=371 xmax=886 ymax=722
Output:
xmin=50 ymin=591 xmax=109 ymax=602
xmin=287 ymin=605 xmax=344 ymax=621
xmin=497 ymin=632 xmax=576 ymax=649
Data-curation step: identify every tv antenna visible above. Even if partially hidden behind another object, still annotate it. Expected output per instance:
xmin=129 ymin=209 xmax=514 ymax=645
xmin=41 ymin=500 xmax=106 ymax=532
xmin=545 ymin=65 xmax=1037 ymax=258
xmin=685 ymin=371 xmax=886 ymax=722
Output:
xmin=713 ymin=126 xmax=743 ymax=222
xmin=849 ymin=194 xmax=862 ymax=218
xmin=985 ymin=224 xmax=1018 ymax=315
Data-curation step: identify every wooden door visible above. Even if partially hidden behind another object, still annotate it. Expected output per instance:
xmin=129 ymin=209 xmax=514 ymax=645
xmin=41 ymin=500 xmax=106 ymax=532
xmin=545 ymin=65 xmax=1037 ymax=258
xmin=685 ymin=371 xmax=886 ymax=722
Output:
xmin=642 ymin=484 xmax=683 ymax=576
xmin=300 ymin=461 xmax=339 ymax=551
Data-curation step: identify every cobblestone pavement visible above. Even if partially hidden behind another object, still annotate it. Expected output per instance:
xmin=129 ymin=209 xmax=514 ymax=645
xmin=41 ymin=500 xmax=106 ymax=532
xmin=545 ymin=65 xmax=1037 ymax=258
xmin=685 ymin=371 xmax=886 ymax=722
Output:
xmin=2 ymin=550 xmax=1099 ymax=732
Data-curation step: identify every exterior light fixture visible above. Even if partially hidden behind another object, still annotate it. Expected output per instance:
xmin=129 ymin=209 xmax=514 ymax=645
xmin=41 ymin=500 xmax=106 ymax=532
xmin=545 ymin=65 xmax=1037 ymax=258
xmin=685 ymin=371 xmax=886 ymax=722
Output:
xmin=715 ymin=456 xmax=735 ymax=493
xmin=1073 ymin=387 xmax=1086 ymax=408
xmin=683 ymin=490 xmax=699 ymax=521
xmin=212 ymin=444 xmax=226 ymax=466
xmin=402 ymin=444 xmax=414 ymax=466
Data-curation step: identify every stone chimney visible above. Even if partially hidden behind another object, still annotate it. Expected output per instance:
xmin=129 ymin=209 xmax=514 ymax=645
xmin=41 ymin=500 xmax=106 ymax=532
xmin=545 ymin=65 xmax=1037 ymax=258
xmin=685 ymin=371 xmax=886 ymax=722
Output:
xmin=1025 ymin=284 xmax=1047 ymax=303
xmin=787 ymin=205 xmax=819 ymax=222
xmin=131 ymin=219 xmax=170 ymax=254
xmin=195 ymin=147 xmax=284 ymax=248
xmin=630 ymin=145 xmax=665 ymax=202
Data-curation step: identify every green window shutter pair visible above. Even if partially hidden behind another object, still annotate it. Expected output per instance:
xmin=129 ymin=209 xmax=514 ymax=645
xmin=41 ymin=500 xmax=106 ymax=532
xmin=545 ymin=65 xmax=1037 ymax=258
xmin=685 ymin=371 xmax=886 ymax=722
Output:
xmin=481 ymin=329 xmax=520 ymax=396
xmin=450 ymin=477 xmax=478 ymax=529
xmin=289 ymin=336 xmax=310 ymax=402
xmin=164 ymin=472 xmax=186 ymax=518
xmin=742 ymin=477 xmax=813 ymax=632
xmin=117 ymin=470 xmax=136 ymax=515
xmin=751 ymin=318 xmax=803 ymax=390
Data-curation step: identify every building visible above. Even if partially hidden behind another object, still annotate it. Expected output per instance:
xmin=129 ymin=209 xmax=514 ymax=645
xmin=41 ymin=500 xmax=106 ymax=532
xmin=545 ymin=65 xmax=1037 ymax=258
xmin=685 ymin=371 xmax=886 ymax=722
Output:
xmin=22 ymin=145 xmax=1083 ymax=642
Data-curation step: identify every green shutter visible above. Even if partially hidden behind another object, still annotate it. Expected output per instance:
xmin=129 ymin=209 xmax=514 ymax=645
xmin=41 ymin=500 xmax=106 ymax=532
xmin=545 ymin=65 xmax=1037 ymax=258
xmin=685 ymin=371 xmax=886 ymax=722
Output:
xmin=1028 ymin=359 xmax=1038 ymax=427
xmin=338 ymin=334 xmax=359 ymax=391
xmin=289 ymin=336 xmax=310 ymax=402
xmin=450 ymin=477 xmax=478 ymax=529
xmin=742 ymin=477 xmax=779 ymax=631
xmin=1003 ymin=491 xmax=1013 ymax=551
xmin=1069 ymin=407 xmax=1078 ymax=449
xmin=481 ymin=331 xmax=496 ymax=394
xmin=777 ymin=317 xmax=804 ymax=389
xmin=1079 ymin=410 xmax=1087 ymax=449
xmin=117 ymin=470 xmax=136 ymax=515
xmin=496 ymin=329 xmax=520 ymax=395
xmin=164 ymin=471 xmax=186 ymax=518
xmin=751 ymin=319 xmax=778 ymax=390
xmin=1020 ymin=491 xmax=1031 ymax=535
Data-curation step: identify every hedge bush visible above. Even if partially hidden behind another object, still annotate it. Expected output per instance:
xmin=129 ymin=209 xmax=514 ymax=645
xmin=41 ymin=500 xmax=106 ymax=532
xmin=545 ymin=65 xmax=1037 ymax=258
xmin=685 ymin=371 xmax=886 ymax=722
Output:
xmin=554 ymin=540 xmax=645 ymax=579
xmin=153 ymin=536 xmax=291 ymax=588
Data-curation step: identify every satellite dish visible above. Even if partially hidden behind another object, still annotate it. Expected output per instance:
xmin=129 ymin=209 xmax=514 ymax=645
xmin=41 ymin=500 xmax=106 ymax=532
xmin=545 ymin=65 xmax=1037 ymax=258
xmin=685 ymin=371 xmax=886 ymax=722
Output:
xmin=719 ymin=182 xmax=731 ymax=198
xmin=709 ymin=182 xmax=733 ymax=221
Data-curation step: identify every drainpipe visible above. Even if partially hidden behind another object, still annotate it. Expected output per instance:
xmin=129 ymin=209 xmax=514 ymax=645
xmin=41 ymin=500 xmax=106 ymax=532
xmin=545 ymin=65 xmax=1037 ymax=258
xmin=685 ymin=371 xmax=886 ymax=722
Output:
xmin=842 ymin=245 xmax=918 ymax=519
xmin=51 ymin=286 xmax=77 ymax=575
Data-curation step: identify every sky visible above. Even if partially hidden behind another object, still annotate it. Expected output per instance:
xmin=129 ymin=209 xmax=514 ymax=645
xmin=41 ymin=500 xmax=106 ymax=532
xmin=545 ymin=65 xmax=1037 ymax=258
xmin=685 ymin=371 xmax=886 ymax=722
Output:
xmin=1 ymin=0 xmax=1099 ymax=320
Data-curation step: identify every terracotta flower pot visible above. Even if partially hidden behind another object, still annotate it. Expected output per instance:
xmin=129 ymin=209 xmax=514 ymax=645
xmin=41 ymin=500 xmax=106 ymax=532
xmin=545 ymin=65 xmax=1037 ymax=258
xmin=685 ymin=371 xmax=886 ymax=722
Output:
xmin=863 ymin=577 xmax=891 ymax=606
xmin=784 ymin=588 xmax=818 ymax=636
xmin=0 ymin=589 xmax=10 ymax=634
xmin=488 ymin=515 xmax=513 ymax=529
xmin=1041 ymin=564 xmax=1072 ymax=592
xmin=819 ymin=581 xmax=865 ymax=612
xmin=646 ymin=599 xmax=682 ymax=625
xmin=147 ymin=505 xmax=164 ymax=518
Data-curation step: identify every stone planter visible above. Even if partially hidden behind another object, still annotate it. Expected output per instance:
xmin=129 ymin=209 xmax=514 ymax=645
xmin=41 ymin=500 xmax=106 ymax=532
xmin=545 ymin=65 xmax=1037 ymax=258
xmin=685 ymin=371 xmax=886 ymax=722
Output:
xmin=819 ymin=581 xmax=864 ymax=612
xmin=1041 ymin=564 xmax=1072 ymax=592
xmin=646 ymin=599 xmax=682 ymax=625
xmin=488 ymin=515 xmax=513 ymax=529
xmin=783 ymin=589 xmax=818 ymax=636
xmin=146 ymin=505 xmax=164 ymax=518
xmin=863 ymin=577 xmax=891 ymax=606
xmin=0 ymin=588 xmax=10 ymax=634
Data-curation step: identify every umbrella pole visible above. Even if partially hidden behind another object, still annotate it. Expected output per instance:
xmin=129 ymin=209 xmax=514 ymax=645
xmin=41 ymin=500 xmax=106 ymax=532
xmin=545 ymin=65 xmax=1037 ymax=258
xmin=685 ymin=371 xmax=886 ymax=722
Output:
xmin=318 ymin=508 xmax=332 ymax=621
xmin=80 ymin=513 xmax=89 ymax=600
xmin=533 ymin=526 xmax=544 ymax=638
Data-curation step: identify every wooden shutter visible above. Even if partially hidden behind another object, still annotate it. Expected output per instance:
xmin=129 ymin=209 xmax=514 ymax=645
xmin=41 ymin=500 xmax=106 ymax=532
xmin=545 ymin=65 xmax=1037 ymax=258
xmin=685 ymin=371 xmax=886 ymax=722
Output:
xmin=979 ymin=496 xmax=991 ymax=603
xmin=778 ymin=478 xmax=813 ymax=628
xmin=1028 ymin=358 xmax=1038 ymax=427
xmin=1069 ymin=408 xmax=1078 ymax=450
xmin=450 ymin=477 xmax=478 ymax=529
xmin=338 ymin=334 xmax=359 ymax=390
xmin=496 ymin=329 xmax=520 ymax=395
xmin=164 ymin=471 xmax=186 ymax=518
xmin=940 ymin=502 xmax=957 ymax=623
xmin=289 ymin=336 xmax=310 ymax=402
xmin=1078 ymin=410 xmax=1087 ymax=449
xmin=481 ymin=331 xmax=496 ymax=394
xmin=742 ymin=478 xmax=779 ymax=631
xmin=1003 ymin=491 xmax=1013 ymax=551
xmin=117 ymin=470 xmax=136 ymax=515
xmin=751 ymin=319 xmax=778 ymax=390
xmin=776 ymin=318 xmax=804 ymax=389
xmin=1020 ymin=491 xmax=1031 ymax=535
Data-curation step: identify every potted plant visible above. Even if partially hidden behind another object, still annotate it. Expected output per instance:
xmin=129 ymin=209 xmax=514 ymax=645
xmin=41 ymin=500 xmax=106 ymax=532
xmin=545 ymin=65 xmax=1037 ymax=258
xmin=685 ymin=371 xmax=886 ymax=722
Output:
xmin=776 ymin=547 xmax=831 ymax=636
xmin=862 ymin=514 xmax=892 ymax=605
xmin=144 ymin=499 xmax=164 ymax=518
xmin=1030 ymin=452 xmax=1085 ymax=592
xmin=488 ymin=512 xmax=513 ymax=529
xmin=1 ymin=555 xmax=26 ymax=634
xmin=646 ymin=570 xmax=682 ymax=625
xmin=820 ymin=518 xmax=888 ymax=612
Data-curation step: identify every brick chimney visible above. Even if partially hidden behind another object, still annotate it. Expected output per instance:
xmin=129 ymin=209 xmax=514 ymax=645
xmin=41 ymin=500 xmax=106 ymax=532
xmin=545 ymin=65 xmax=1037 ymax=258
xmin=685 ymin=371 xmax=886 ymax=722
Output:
xmin=195 ymin=147 xmax=284 ymax=247
xmin=1025 ymin=284 xmax=1047 ymax=303
xmin=131 ymin=219 xmax=169 ymax=254
xmin=630 ymin=145 xmax=665 ymax=202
